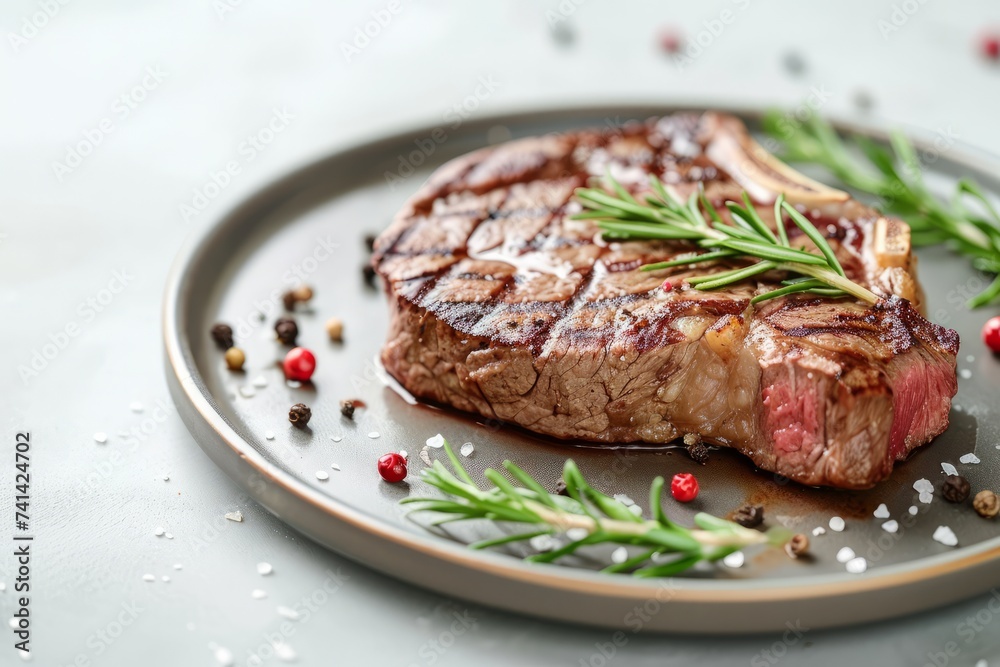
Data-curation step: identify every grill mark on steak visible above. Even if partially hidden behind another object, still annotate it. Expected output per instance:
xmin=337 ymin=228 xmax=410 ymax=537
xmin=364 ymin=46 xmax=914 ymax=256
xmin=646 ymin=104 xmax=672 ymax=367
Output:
xmin=373 ymin=112 xmax=960 ymax=489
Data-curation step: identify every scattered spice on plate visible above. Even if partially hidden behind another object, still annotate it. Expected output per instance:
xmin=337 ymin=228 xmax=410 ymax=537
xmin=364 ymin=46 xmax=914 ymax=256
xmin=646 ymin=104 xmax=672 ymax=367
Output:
xmin=909 ymin=506 xmax=919 ymax=516
xmin=265 ymin=431 xmax=275 ymax=440
xmin=251 ymin=589 xmax=267 ymax=599
xmin=283 ymin=347 xmax=315 ymax=381
xmin=658 ymin=27 xmax=683 ymax=54
xmin=277 ymin=606 xmax=300 ymax=621
xmin=426 ymin=434 xmax=445 ymax=448
xmin=828 ymin=516 xmax=845 ymax=532
xmin=419 ymin=446 xmax=432 ymax=467
xmin=377 ymin=452 xmax=407 ymax=483
xmin=93 ymin=432 xmax=108 ymax=444
xmin=224 ymin=347 xmax=245 ymax=371
xmin=330 ymin=463 xmax=340 ymax=472
xmin=981 ymin=34 xmax=1000 ymax=61
xmin=683 ymin=433 xmax=709 ymax=464
xmin=174 ymin=564 xmax=182 ymax=570
xmin=942 ymin=475 xmax=971 ymax=503
xmin=530 ymin=534 xmax=557 ymax=552
xmin=941 ymin=462 xmax=959 ymax=476
xmin=225 ymin=511 xmax=243 ymax=523
xmin=811 ymin=527 xmax=826 ymax=537
xmin=142 ymin=574 xmax=156 ymax=582
xmin=282 ymin=291 xmax=297 ymax=311
xmin=162 ymin=576 xmax=170 ymax=583
xmin=292 ymin=285 xmax=313 ymax=303
xmin=252 ymin=375 xmax=268 ymax=388
xmin=274 ymin=317 xmax=299 ymax=345
xmin=782 ymin=50 xmax=806 ymax=76
xmin=130 ymin=401 xmax=144 ymax=413
xmin=273 ymin=643 xmax=297 ymax=662
xmin=239 ymin=385 xmax=256 ymax=398
xmin=670 ymin=473 xmax=699 ymax=503
xmin=256 ymin=562 xmax=273 ymax=576
xmin=845 ymin=557 xmax=868 ymax=574
xmin=326 ymin=317 xmax=344 ymax=342
xmin=368 ymin=431 xmax=380 ymax=439
xmin=611 ymin=546 xmax=629 ymax=564
xmin=732 ymin=505 xmax=764 ymax=529
xmin=339 ymin=399 xmax=356 ymax=419
xmin=784 ymin=534 xmax=809 ymax=558
xmin=932 ymin=525 xmax=958 ymax=547
xmin=154 ymin=527 xmax=165 ymax=537
xmin=882 ymin=520 xmax=899 ymax=534
xmin=364 ymin=233 xmax=378 ymax=252
xmin=873 ymin=503 xmax=890 ymax=519
xmin=288 ymin=403 xmax=311 ymax=428
xmin=460 ymin=442 xmax=475 ymax=457
xmin=722 ymin=551 xmax=744 ymax=568
xmin=959 ymin=453 xmax=981 ymax=464
xmin=973 ymin=490 xmax=999 ymax=518
xmin=362 ymin=264 xmax=377 ymax=287
xmin=554 ymin=479 xmax=569 ymax=496
xmin=211 ymin=323 xmax=234 ymax=349
xmin=836 ymin=547 xmax=856 ymax=563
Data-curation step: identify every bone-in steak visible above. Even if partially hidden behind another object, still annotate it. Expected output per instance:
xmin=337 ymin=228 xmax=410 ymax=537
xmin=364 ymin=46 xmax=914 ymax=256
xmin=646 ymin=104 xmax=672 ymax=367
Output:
xmin=372 ymin=112 xmax=959 ymax=489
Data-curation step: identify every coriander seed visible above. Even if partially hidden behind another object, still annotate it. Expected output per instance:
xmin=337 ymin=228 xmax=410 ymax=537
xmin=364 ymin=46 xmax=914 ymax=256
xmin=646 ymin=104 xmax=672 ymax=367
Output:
xmin=292 ymin=285 xmax=314 ymax=303
xmin=974 ymin=490 xmax=999 ymax=519
xmin=325 ymin=317 xmax=344 ymax=342
xmin=784 ymin=534 xmax=809 ymax=558
xmin=224 ymin=347 xmax=246 ymax=371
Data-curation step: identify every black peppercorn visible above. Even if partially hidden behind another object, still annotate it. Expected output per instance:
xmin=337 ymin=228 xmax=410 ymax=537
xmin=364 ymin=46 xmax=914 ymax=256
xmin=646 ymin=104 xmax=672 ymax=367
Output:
xmin=362 ymin=264 xmax=377 ymax=287
xmin=364 ymin=233 xmax=377 ymax=252
xmin=733 ymin=505 xmax=765 ymax=529
xmin=274 ymin=317 xmax=298 ymax=345
xmin=210 ymin=323 xmax=234 ymax=350
xmin=942 ymin=475 xmax=971 ymax=503
xmin=339 ymin=399 xmax=356 ymax=419
xmin=288 ymin=403 xmax=311 ymax=428
xmin=554 ymin=479 xmax=569 ymax=497
xmin=282 ymin=291 xmax=297 ymax=311
xmin=683 ymin=433 xmax=709 ymax=465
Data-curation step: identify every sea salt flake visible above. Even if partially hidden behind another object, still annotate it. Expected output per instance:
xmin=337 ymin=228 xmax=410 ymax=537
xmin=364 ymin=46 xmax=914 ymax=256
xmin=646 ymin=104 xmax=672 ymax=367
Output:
xmin=130 ymin=401 xmax=144 ymax=413
xmin=613 ymin=494 xmax=635 ymax=506
xmin=273 ymin=642 xmax=296 ymax=662
xmin=252 ymin=376 xmax=268 ymax=388
xmin=330 ymin=463 xmax=340 ymax=471
xmin=0 ymin=582 xmax=6 ymax=591
xmin=257 ymin=562 xmax=273 ymax=576
xmin=913 ymin=478 xmax=934 ymax=494
xmin=276 ymin=606 xmax=300 ymax=620
xmin=941 ymin=462 xmax=959 ymax=476
xmin=882 ymin=520 xmax=899 ymax=534
xmin=331 ymin=435 xmax=342 ymax=443
xmin=909 ymin=506 xmax=919 ymax=516
xmin=567 ymin=527 xmax=589 ymax=541
xmin=919 ymin=492 xmax=934 ymax=504
xmin=315 ymin=471 xmax=329 ymax=481
xmin=836 ymin=547 xmax=856 ymax=563
xmin=460 ymin=442 xmax=475 ymax=457
xmin=873 ymin=503 xmax=890 ymax=519
xmin=845 ymin=557 xmax=868 ymax=574
xmin=142 ymin=574 xmax=155 ymax=582
xmin=611 ymin=546 xmax=629 ymax=564
xmin=426 ymin=434 xmax=445 ymax=448
xmin=165 ymin=532 xmax=173 ymax=539
xmin=174 ymin=564 xmax=183 ymax=570
xmin=722 ymin=551 xmax=745 ymax=568
xmin=629 ymin=504 xmax=644 ymax=517
xmin=398 ymin=450 xmax=408 ymax=460
xmin=251 ymin=589 xmax=267 ymax=599
xmin=960 ymin=453 xmax=981 ymax=465
xmin=162 ymin=475 xmax=170 ymax=482
xmin=239 ymin=386 xmax=256 ymax=398
xmin=225 ymin=511 xmax=243 ymax=523
xmin=368 ymin=432 xmax=380 ymax=439
xmin=933 ymin=525 xmax=958 ymax=547
xmin=265 ymin=431 xmax=275 ymax=440
xmin=959 ymin=369 xmax=972 ymax=379
xmin=286 ymin=380 xmax=301 ymax=389
xmin=529 ymin=534 xmax=556 ymax=552
xmin=966 ymin=354 xmax=976 ymax=363
xmin=829 ymin=516 xmax=846 ymax=532
xmin=154 ymin=527 xmax=165 ymax=537
xmin=93 ymin=432 xmax=108 ymax=444
xmin=812 ymin=527 xmax=826 ymax=536
xmin=8 ymin=618 xmax=18 ymax=629
xmin=419 ymin=446 xmax=432 ymax=466
xmin=162 ymin=576 xmax=170 ymax=583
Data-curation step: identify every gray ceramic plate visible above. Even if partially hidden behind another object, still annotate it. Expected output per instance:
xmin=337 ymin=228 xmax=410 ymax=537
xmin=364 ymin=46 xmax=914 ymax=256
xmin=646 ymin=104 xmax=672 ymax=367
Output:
xmin=164 ymin=105 xmax=1000 ymax=634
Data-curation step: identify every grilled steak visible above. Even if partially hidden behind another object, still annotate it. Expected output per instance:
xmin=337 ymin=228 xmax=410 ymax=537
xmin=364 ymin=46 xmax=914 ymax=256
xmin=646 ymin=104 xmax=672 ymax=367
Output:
xmin=372 ymin=112 xmax=959 ymax=489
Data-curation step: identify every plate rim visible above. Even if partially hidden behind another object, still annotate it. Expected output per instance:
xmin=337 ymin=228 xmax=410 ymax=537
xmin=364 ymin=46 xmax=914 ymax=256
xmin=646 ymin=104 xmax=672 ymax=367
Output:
xmin=162 ymin=102 xmax=1000 ymax=631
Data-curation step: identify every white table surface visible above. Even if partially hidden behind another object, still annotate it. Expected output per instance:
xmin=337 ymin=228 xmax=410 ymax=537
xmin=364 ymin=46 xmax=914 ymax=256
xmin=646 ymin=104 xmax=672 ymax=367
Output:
xmin=3 ymin=0 xmax=1000 ymax=665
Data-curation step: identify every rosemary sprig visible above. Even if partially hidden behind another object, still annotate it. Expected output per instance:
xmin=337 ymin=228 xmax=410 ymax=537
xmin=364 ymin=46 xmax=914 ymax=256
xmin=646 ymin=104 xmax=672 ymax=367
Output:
xmin=572 ymin=174 xmax=880 ymax=305
xmin=402 ymin=439 xmax=791 ymax=577
xmin=762 ymin=110 xmax=1000 ymax=308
